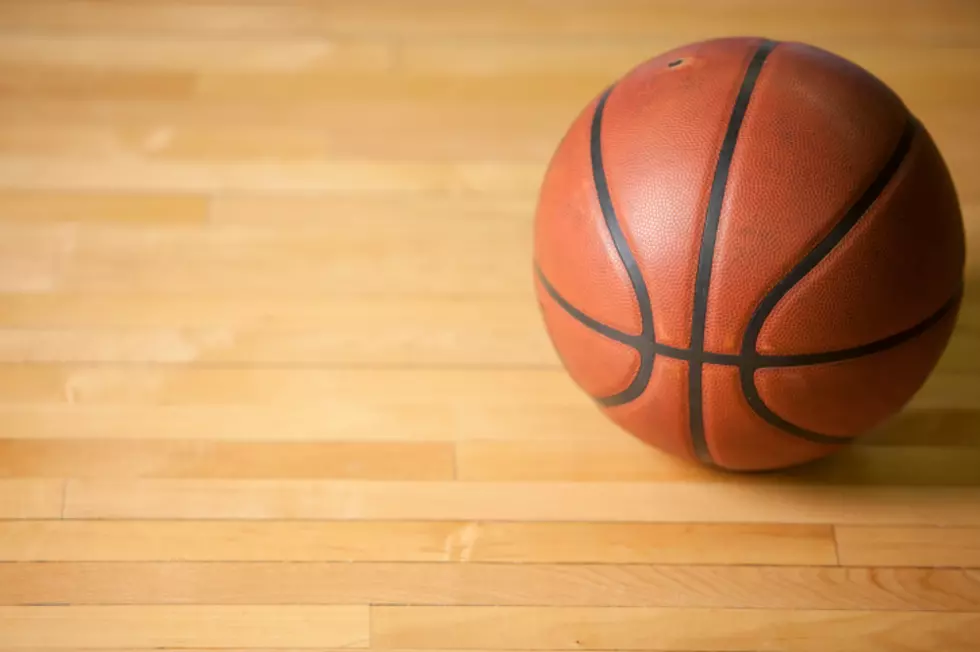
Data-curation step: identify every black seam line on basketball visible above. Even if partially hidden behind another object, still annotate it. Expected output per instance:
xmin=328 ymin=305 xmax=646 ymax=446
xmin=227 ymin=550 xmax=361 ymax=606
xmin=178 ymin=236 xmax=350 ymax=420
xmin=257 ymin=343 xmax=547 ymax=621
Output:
xmin=536 ymin=264 xmax=741 ymax=364
xmin=751 ymin=286 xmax=960 ymax=368
xmin=739 ymin=116 xmax=919 ymax=445
xmin=589 ymin=85 xmax=656 ymax=408
xmin=538 ymin=264 xmax=960 ymax=370
xmin=534 ymin=264 xmax=639 ymax=348
xmin=687 ymin=39 xmax=778 ymax=465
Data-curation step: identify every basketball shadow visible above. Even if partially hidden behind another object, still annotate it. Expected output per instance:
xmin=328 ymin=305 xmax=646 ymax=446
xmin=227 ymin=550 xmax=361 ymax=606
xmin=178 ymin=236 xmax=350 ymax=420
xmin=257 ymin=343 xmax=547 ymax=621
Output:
xmin=769 ymin=270 xmax=980 ymax=487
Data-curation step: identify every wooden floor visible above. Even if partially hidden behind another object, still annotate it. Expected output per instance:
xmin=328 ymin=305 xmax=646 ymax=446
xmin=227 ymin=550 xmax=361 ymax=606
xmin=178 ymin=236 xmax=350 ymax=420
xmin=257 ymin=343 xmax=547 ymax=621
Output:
xmin=1 ymin=1 xmax=979 ymax=650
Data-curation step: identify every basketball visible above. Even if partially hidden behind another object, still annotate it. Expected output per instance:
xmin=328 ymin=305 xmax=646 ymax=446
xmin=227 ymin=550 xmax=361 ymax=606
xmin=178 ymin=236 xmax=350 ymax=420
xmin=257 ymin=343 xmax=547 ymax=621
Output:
xmin=533 ymin=37 xmax=965 ymax=471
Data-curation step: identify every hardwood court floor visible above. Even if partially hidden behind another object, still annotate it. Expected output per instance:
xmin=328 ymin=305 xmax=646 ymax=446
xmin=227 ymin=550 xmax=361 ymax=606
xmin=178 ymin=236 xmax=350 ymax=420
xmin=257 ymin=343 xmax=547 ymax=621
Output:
xmin=0 ymin=1 xmax=979 ymax=650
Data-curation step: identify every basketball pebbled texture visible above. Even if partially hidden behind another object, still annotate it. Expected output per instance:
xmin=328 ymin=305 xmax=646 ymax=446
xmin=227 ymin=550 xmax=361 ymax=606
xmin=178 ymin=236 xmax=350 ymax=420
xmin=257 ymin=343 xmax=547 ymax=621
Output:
xmin=532 ymin=37 xmax=965 ymax=471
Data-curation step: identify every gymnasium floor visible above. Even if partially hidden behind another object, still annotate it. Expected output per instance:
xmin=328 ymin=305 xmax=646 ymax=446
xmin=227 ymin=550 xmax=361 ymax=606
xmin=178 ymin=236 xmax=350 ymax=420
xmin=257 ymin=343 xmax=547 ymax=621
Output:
xmin=0 ymin=1 xmax=978 ymax=650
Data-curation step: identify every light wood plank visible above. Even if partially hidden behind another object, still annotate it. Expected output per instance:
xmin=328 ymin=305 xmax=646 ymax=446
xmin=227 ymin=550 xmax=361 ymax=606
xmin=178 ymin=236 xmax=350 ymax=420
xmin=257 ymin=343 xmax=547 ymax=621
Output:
xmin=0 ymin=605 xmax=368 ymax=648
xmin=3 ymin=563 xmax=978 ymax=612
xmin=0 ymin=521 xmax=836 ymax=565
xmin=0 ymin=35 xmax=392 ymax=72
xmin=0 ymin=480 xmax=63 ymax=518
xmin=0 ymin=190 xmax=209 ymax=225
xmin=0 ymin=406 xmax=975 ymax=445
xmin=836 ymin=527 xmax=980 ymax=568
xmin=210 ymin=194 xmax=536 ymax=225
xmin=62 ymin=479 xmax=980 ymax=525
xmin=0 ymin=403 xmax=618 ymax=442
xmin=457 ymin=439 xmax=719 ymax=483
xmin=458 ymin=440 xmax=980 ymax=485
xmin=0 ymin=366 xmax=583 ymax=408
xmin=0 ymin=121 xmax=559 ymax=163
xmin=0 ymin=100 xmax=569 ymax=162
xmin=0 ymin=221 xmax=534 ymax=294
xmin=0 ymin=191 xmax=533 ymax=226
xmin=0 ymin=362 xmax=605 ymax=442
xmin=0 ymin=292 xmax=541 ymax=331
xmin=0 ymin=440 xmax=455 ymax=480
xmin=0 ymin=296 xmax=554 ymax=366
xmin=0 ymin=67 xmax=193 ymax=101
xmin=0 ymin=157 xmax=543 ymax=194
xmin=0 ymin=64 xmax=196 ymax=100
xmin=1 ymin=0 xmax=977 ymax=45
xmin=371 ymin=606 xmax=980 ymax=652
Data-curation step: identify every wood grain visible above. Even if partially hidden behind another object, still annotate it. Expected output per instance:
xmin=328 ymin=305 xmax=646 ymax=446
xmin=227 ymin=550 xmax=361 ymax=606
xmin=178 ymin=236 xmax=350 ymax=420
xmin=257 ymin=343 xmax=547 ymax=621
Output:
xmin=0 ymin=192 xmax=532 ymax=226
xmin=0 ymin=219 xmax=534 ymax=294
xmin=1 ymin=405 xmax=976 ymax=445
xmin=836 ymin=527 xmax=980 ymax=568
xmin=0 ymin=65 xmax=194 ymax=101
xmin=0 ymin=480 xmax=63 ymax=518
xmin=62 ymin=479 xmax=980 ymax=525
xmin=0 ymin=157 xmax=544 ymax=194
xmin=457 ymin=440 xmax=980 ymax=484
xmin=0 ymin=521 xmax=836 ymax=564
xmin=0 ymin=403 xmax=621 ymax=442
xmin=0 ymin=440 xmax=455 ymax=480
xmin=0 ymin=101 xmax=568 ymax=162
xmin=371 ymin=606 xmax=980 ymax=652
xmin=0 ymin=606 xmax=369 ymax=648
xmin=1 ymin=0 xmax=977 ymax=44
xmin=0 ymin=295 xmax=553 ymax=365
xmin=0 ymin=190 xmax=209 ymax=225
xmin=0 ymin=35 xmax=392 ymax=73
xmin=3 ymin=563 xmax=979 ymax=611
xmin=0 ymin=366 xmax=575 ymax=408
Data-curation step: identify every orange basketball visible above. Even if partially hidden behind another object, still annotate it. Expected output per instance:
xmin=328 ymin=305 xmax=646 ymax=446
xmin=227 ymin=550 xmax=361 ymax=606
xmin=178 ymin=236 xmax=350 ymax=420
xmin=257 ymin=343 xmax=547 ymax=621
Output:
xmin=533 ymin=37 xmax=965 ymax=471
